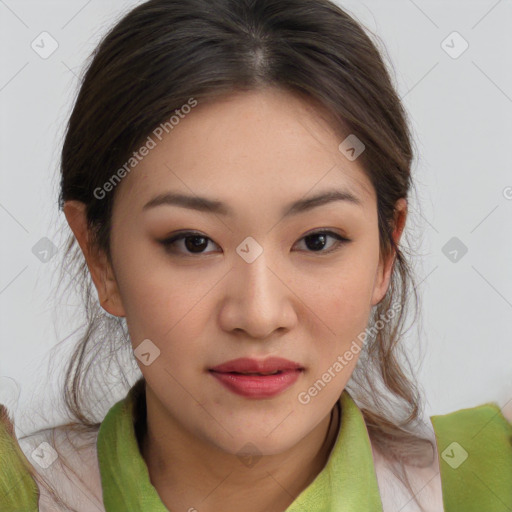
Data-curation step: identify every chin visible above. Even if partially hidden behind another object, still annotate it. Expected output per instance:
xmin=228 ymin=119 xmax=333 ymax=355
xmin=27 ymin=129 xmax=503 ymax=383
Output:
xmin=208 ymin=428 xmax=303 ymax=459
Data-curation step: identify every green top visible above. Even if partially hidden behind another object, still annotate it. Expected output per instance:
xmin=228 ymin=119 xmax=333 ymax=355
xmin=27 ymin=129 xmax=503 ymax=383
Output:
xmin=1 ymin=384 xmax=511 ymax=511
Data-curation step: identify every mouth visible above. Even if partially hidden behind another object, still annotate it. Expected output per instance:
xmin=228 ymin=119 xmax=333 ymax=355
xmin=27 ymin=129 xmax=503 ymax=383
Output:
xmin=208 ymin=356 xmax=304 ymax=374
xmin=213 ymin=370 xmax=285 ymax=376
xmin=208 ymin=357 xmax=304 ymax=399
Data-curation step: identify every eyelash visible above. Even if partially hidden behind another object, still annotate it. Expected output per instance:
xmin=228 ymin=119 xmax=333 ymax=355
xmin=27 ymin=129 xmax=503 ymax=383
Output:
xmin=158 ymin=230 xmax=350 ymax=257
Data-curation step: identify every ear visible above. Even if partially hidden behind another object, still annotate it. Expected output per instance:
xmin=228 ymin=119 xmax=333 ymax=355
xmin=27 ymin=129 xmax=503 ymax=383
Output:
xmin=370 ymin=198 xmax=407 ymax=307
xmin=62 ymin=200 xmax=126 ymax=317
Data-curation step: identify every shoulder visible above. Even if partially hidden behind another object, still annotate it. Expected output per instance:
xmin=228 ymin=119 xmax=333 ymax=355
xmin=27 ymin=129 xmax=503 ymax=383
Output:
xmin=429 ymin=399 xmax=512 ymax=510
xmin=17 ymin=422 xmax=104 ymax=512
xmin=0 ymin=403 xmax=105 ymax=512
xmin=430 ymin=399 xmax=512 ymax=459
xmin=0 ymin=404 xmax=40 ymax=511
xmin=371 ymin=399 xmax=512 ymax=512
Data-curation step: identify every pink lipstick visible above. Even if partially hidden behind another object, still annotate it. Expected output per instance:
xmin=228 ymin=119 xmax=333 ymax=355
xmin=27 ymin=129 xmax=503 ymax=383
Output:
xmin=208 ymin=357 xmax=304 ymax=399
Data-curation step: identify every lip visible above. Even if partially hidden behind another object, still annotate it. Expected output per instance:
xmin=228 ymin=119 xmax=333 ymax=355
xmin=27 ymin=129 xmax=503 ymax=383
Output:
xmin=209 ymin=357 xmax=304 ymax=374
xmin=208 ymin=357 xmax=304 ymax=399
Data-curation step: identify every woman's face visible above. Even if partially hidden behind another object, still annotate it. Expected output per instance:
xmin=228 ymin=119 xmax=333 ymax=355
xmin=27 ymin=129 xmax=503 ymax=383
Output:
xmin=88 ymin=88 xmax=401 ymax=456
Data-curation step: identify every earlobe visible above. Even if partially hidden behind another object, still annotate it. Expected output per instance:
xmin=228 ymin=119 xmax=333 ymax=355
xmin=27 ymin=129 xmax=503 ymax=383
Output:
xmin=95 ymin=252 xmax=126 ymax=318
xmin=371 ymin=257 xmax=392 ymax=307
xmin=62 ymin=200 xmax=126 ymax=318
xmin=370 ymin=198 xmax=407 ymax=307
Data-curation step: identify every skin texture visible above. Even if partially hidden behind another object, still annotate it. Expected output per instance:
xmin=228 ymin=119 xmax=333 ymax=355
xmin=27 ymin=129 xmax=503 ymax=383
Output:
xmin=64 ymin=87 xmax=407 ymax=512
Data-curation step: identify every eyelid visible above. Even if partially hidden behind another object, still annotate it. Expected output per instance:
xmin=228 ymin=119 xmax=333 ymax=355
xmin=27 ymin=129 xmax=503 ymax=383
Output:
xmin=158 ymin=229 xmax=351 ymax=256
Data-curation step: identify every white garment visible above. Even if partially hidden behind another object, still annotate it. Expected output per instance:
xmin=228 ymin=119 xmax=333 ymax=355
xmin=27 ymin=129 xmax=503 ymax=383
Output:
xmin=19 ymin=427 xmax=103 ymax=512
xmin=18 ymin=425 xmax=445 ymax=512
xmin=371 ymin=441 xmax=444 ymax=512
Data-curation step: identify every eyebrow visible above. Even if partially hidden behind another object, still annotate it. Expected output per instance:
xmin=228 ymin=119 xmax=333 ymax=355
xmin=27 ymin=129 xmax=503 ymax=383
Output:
xmin=142 ymin=188 xmax=363 ymax=218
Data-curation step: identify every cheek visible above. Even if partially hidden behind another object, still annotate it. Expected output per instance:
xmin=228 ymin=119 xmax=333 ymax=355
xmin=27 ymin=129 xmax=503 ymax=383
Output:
xmin=112 ymin=245 xmax=217 ymax=349
xmin=294 ymin=256 xmax=377 ymax=374
xmin=301 ymin=258 xmax=377 ymax=329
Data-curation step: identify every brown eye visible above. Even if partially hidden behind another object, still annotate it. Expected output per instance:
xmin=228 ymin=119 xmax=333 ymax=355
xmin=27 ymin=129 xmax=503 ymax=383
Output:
xmin=295 ymin=230 xmax=350 ymax=254
xmin=158 ymin=229 xmax=350 ymax=257
xmin=159 ymin=232 xmax=219 ymax=255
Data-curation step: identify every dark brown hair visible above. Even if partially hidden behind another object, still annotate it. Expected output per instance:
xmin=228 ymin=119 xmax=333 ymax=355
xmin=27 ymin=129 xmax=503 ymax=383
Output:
xmin=19 ymin=0 xmax=435 ymax=510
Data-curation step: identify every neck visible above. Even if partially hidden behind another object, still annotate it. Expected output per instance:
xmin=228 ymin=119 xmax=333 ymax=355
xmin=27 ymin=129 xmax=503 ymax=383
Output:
xmin=139 ymin=389 xmax=341 ymax=512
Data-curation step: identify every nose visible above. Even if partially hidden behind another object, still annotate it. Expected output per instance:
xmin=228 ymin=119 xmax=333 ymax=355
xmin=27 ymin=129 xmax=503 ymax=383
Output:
xmin=218 ymin=249 xmax=297 ymax=341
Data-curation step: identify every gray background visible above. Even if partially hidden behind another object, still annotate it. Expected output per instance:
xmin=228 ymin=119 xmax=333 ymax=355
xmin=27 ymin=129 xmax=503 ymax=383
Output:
xmin=1 ymin=0 xmax=511 ymax=437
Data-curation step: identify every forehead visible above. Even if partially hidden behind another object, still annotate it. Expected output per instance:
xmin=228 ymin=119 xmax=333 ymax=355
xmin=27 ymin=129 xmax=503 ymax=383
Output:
xmin=115 ymin=88 xmax=375 ymax=210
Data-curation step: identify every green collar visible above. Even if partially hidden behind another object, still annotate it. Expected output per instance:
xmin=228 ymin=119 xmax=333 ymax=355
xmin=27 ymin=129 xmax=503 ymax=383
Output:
xmin=97 ymin=383 xmax=384 ymax=511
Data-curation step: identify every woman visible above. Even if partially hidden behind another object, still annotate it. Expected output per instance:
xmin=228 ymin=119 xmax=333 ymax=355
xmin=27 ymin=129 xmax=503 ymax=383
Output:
xmin=1 ymin=0 xmax=511 ymax=511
